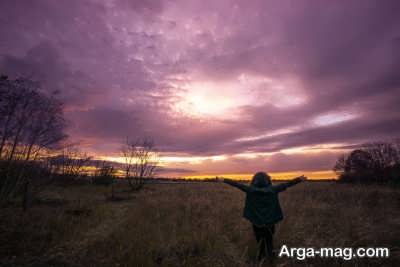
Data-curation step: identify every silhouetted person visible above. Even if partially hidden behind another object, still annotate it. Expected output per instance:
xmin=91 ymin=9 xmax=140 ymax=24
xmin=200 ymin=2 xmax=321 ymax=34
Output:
xmin=220 ymin=172 xmax=306 ymax=262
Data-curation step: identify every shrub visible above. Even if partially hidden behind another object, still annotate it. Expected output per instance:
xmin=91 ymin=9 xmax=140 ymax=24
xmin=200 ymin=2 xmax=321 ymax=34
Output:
xmin=92 ymin=165 xmax=115 ymax=186
xmin=334 ymin=141 xmax=400 ymax=184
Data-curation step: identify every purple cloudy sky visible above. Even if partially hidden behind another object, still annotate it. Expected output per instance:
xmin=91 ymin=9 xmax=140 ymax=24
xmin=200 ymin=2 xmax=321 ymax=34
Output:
xmin=1 ymin=0 xmax=400 ymax=177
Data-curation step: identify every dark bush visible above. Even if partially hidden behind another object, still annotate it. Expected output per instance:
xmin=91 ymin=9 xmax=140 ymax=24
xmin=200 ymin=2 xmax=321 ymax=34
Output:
xmin=92 ymin=165 xmax=115 ymax=186
xmin=92 ymin=175 xmax=114 ymax=186
xmin=334 ymin=141 xmax=400 ymax=184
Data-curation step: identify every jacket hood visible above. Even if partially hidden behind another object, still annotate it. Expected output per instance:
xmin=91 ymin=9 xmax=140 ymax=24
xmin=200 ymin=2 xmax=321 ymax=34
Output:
xmin=251 ymin=172 xmax=271 ymax=188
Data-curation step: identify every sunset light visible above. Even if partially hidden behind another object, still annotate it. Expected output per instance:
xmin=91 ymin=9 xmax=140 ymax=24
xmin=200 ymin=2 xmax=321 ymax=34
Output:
xmin=2 ymin=1 xmax=399 ymax=265
xmin=175 ymin=81 xmax=240 ymax=117
xmin=1 ymin=1 xmax=399 ymax=180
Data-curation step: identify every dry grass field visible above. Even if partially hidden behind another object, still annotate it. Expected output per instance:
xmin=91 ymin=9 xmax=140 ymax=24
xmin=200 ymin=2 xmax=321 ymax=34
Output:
xmin=1 ymin=181 xmax=399 ymax=267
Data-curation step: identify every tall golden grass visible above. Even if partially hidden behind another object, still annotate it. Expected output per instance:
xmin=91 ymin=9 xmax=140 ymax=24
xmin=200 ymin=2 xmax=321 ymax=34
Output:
xmin=1 ymin=182 xmax=399 ymax=266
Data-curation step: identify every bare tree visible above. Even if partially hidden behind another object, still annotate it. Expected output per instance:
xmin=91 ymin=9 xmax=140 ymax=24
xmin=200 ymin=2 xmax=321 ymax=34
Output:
xmin=23 ymin=92 xmax=67 ymax=161
xmin=48 ymin=147 xmax=92 ymax=178
xmin=0 ymin=75 xmax=68 ymax=207
xmin=121 ymin=137 xmax=159 ymax=190
xmin=0 ymin=76 xmax=67 ymax=161
xmin=0 ymin=76 xmax=33 ymax=159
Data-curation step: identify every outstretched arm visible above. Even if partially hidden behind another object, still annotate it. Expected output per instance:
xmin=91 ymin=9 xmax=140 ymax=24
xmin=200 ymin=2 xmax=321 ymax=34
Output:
xmin=220 ymin=178 xmax=251 ymax=193
xmin=273 ymin=175 xmax=307 ymax=193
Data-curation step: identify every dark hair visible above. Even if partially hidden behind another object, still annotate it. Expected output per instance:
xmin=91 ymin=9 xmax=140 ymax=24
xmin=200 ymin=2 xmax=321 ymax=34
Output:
xmin=250 ymin=172 xmax=271 ymax=188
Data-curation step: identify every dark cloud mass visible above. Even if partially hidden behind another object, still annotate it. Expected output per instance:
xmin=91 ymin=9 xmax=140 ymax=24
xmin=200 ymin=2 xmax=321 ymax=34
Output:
xmin=1 ymin=0 xmax=400 ymax=176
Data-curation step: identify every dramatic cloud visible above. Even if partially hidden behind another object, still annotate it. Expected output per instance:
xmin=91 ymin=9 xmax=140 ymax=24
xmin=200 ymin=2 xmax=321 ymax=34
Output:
xmin=1 ymin=0 xmax=400 ymax=177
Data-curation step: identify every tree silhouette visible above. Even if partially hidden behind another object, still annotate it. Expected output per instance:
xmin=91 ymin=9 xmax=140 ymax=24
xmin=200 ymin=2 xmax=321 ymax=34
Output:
xmin=121 ymin=137 xmax=159 ymax=190
xmin=0 ymin=75 xmax=67 ymax=161
xmin=334 ymin=140 xmax=400 ymax=184
xmin=0 ymin=75 xmax=68 ymax=206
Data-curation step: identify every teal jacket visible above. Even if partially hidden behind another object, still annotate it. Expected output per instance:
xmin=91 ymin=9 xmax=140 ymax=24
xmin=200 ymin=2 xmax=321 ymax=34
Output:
xmin=223 ymin=178 xmax=302 ymax=226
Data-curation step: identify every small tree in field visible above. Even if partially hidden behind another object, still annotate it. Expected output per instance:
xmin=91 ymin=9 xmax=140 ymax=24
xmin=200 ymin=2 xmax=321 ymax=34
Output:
xmin=122 ymin=137 xmax=159 ymax=190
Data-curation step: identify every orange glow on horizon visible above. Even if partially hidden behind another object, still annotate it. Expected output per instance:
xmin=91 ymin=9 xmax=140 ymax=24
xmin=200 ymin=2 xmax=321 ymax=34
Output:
xmin=183 ymin=170 xmax=336 ymax=180
xmin=95 ymin=147 xmax=344 ymax=180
